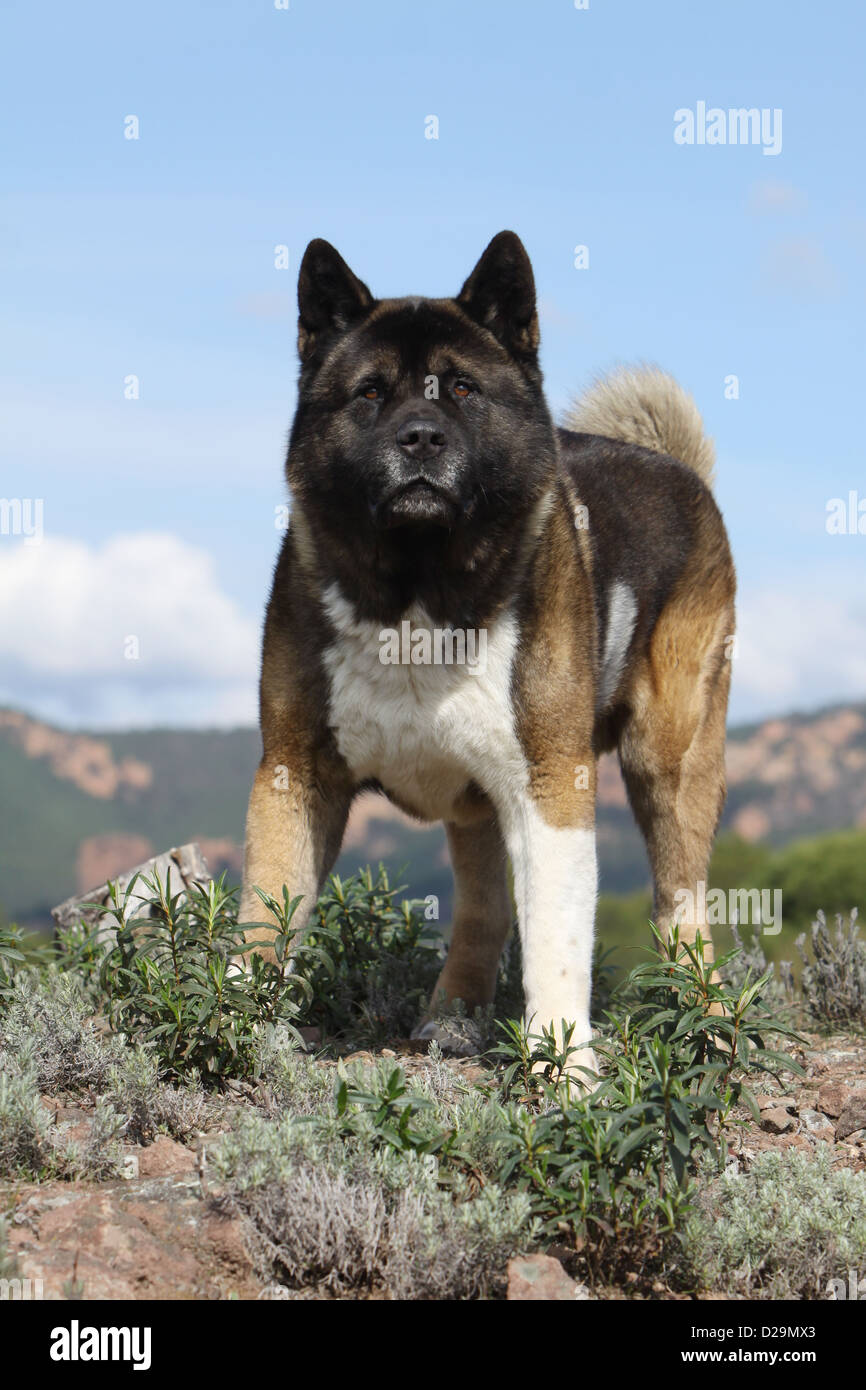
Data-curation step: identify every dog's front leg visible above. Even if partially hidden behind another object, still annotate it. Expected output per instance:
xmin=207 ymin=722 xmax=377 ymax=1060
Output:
xmin=496 ymin=760 xmax=598 ymax=1075
xmin=239 ymin=754 xmax=351 ymax=962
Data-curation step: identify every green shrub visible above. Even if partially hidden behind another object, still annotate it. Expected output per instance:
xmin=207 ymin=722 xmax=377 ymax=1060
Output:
xmin=487 ymin=926 xmax=801 ymax=1281
xmin=209 ymin=927 xmax=800 ymax=1296
xmin=682 ymin=1148 xmax=866 ymax=1298
xmin=299 ymin=866 xmax=442 ymax=1045
xmin=211 ymin=1059 xmax=533 ymax=1299
xmin=0 ymin=970 xmax=124 ymax=1094
xmin=78 ymin=865 xmax=444 ymax=1074
xmin=797 ymin=909 xmax=866 ymax=1030
xmin=94 ymin=871 xmax=326 ymax=1079
xmin=0 ymin=1053 xmax=123 ymax=1182
xmin=0 ymin=924 xmax=25 ymax=1000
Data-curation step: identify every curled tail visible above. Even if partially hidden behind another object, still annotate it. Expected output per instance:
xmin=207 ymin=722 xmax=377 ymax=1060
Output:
xmin=564 ymin=365 xmax=715 ymax=489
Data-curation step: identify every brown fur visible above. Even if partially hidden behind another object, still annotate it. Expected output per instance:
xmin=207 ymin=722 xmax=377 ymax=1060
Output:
xmin=239 ymin=235 xmax=735 ymax=1028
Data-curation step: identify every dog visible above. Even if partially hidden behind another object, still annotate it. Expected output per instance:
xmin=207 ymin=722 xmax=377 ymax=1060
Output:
xmin=239 ymin=231 xmax=736 ymax=1068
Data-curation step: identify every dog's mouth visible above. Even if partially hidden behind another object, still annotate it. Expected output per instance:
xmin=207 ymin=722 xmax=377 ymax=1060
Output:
xmin=374 ymin=478 xmax=460 ymax=531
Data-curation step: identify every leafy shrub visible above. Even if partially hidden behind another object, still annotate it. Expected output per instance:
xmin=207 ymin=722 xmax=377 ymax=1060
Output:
xmin=94 ymin=871 xmax=326 ymax=1079
xmin=797 ymin=909 xmax=866 ymax=1030
xmin=253 ymin=1023 xmax=345 ymax=1116
xmin=299 ymin=867 xmax=442 ymax=1045
xmin=682 ymin=1148 xmax=866 ymax=1298
xmin=210 ymin=928 xmax=799 ymax=1296
xmin=53 ymin=918 xmax=110 ymax=1006
xmin=212 ymin=1063 xmax=532 ymax=1299
xmin=77 ymin=865 xmax=444 ymax=1074
xmin=0 ymin=924 xmax=25 ymax=1000
xmin=0 ymin=971 xmax=124 ymax=1094
xmin=489 ymin=926 xmax=801 ymax=1282
xmin=106 ymin=1046 xmax=213 ymax=1144
xmin=0 ymin=1063 xmax=53 ymax=1177
xmin=0 ymin=970 xmax=127 ymax=1179
xmin=0 ymin=1054 xmax=123 ymax=1181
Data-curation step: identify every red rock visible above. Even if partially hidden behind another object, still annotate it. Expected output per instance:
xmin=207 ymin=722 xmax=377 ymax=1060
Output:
xmin=836 ymin=1089 xmax=866 ymax=1141
xmin=817 ymin=1080 xmax=850 ymax=1118
xmin=761 ymin=1107 xmax=794 ymax=1134
xmin=775 ymin=1134 xmax=813 ymax=1153
xmin=137 ymin=1137 xmax=197 ymax=1178
xmin=7 ymin=1175 xmax=260 ymax=1300
xmin=506 ymin=1254 xmax=590 ymax=1301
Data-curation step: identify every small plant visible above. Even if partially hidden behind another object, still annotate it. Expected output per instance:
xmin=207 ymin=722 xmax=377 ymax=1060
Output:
xmin=54 ymin=919 xmax=109 ymax=1005
xmin=106 ymin=1045 xmax=212 ymax=1144
xmin=0 ymin=1053 xmax=124 ymax=1182
xmin=0 ymin=924 xmax=25 ymax=1000
xmin=797 ymin=909 xmax=866 ymax=1030
xmin=724 ymin=924 xmax=795 ymax=1010
xmin=682 ymin=1147 xmax=866 ymax=1298
xmin=488 ymin=926 xmax=802 ymax=1283
xmin=95 ymin=871 xmax=327 ymax=1079
xmin=0 ymin=971 xmax=124 ymax=1094
xmin=296 ymin=866 xmax=443 ymax=1045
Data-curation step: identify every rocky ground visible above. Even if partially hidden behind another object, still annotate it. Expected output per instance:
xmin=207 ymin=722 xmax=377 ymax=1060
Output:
xmin=4 ymin=1032 xmax=866 ymax=1302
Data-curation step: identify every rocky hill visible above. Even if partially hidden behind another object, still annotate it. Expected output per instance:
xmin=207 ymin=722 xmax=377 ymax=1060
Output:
xmin=1 ymin=701 xmax=865 ymax=927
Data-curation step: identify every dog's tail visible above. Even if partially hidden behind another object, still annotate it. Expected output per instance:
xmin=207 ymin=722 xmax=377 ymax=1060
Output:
xmin=564 ymin=365 xmax=715 ymax=489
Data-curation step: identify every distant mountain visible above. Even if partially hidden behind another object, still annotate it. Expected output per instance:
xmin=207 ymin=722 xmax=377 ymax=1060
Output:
xmin=1 ymin=700 xmax=865 ymax=927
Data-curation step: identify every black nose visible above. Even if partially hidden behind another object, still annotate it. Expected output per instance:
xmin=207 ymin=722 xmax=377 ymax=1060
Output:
xmin=395 ymin=417 xmax=447 ymax=459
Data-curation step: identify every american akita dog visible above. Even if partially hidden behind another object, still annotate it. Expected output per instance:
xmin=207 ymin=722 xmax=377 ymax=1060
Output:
xmin=239 ymin=231 xmax=736 ymax=1068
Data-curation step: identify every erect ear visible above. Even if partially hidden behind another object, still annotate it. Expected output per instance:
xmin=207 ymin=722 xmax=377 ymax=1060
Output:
xmin=457 ymin=231 xmax=539 ymax=359
xmin=297 ymin=239 xmax=375 ymax=363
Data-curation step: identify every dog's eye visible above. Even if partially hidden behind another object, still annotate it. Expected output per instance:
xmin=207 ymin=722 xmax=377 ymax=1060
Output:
xmin=453 ymin=379 xmax=473 ymax=398
xmin=359 ymin=383 xmax=383 ymax=401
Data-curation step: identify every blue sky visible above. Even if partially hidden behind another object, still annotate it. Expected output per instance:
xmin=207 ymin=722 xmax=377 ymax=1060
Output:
xmin=1 ymin=0 xmax=864 ymax=727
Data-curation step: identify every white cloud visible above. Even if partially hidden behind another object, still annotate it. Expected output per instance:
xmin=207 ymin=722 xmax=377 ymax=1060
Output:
xmin=0 ymin=532 xmax=260 ymax=728
xmin=2 ymin=533 xmax=863 ymax=733
xmin=732 ymin=585 xmax=866 ymax=720
xmin=749 ymin=180 xmax=807 ymax=215
xmin=760 ymin=237 xmax=840 ymax=299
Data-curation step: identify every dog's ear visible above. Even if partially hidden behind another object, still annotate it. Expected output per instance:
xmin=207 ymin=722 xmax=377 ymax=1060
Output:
xmin=297 ymin=240 xmax=375 ymax=362
xmin=457 ymin=231 xmax=539 ymax=360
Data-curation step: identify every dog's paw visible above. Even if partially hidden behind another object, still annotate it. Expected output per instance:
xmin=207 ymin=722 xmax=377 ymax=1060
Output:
xmin=411 ymin=1019 xmax=478 ymax=1057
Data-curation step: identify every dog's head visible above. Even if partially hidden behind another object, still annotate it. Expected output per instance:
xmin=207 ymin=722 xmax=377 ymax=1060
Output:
xmin=287 ymin=233 xmax=557 ymax=547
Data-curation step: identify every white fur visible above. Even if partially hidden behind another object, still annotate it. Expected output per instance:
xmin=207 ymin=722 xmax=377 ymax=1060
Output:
xmin=565 ymin=365 xmax=716 ymax=487
xmin=499 ymin=800 xmax=597 ymax=1052
xmin=322 ymin=583 xmax=597 ymax=1053
xmin=322 ymin=585 xmax=524 ymax=821
xmin=599 ymin=580 xmax=638 ymax=709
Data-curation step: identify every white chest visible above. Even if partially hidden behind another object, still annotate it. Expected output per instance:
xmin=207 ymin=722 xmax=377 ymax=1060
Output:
xmin=321 ymin=586 xmax=527 ymax=821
